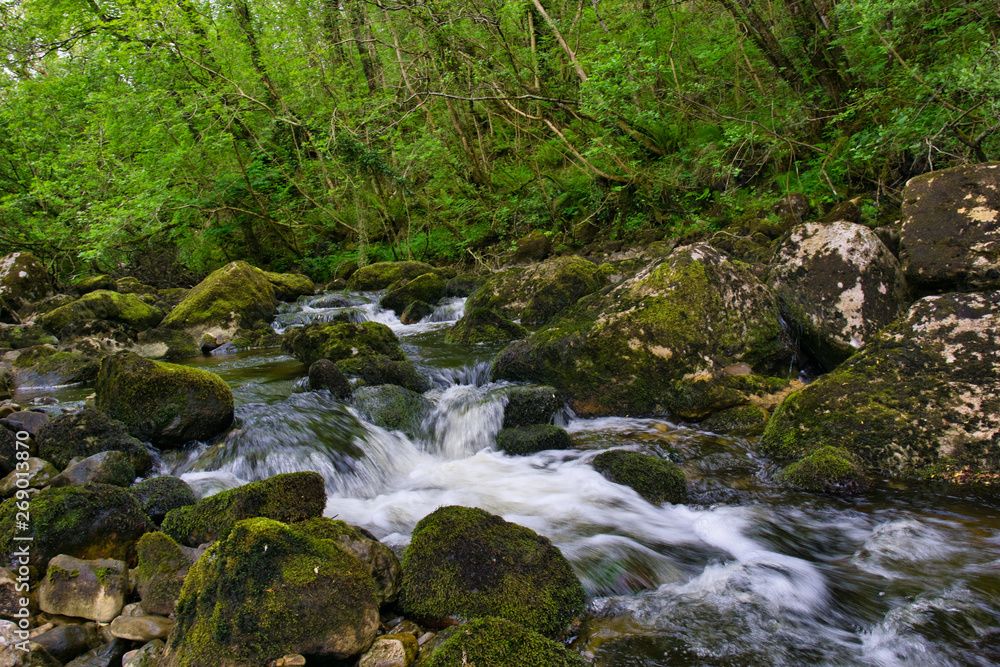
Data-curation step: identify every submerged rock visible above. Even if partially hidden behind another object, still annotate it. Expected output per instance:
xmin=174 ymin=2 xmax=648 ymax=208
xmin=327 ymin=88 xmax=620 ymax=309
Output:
xmin=418 ymin=617 xmax=587 ymax=667
xmin=95 ymin=352 xmax=234 ymax=448
xmin=351 ymin=385 xmax=430 ymax=438
xmin=36 ymin=408 xmax=152 ymax=475
xmin=496 ymin=425 xmax=572 ymax=455
xmin=591 ymin=449 xmax=686 ymax=504
xmin=399 ymin=505 xmax=584 ymax=638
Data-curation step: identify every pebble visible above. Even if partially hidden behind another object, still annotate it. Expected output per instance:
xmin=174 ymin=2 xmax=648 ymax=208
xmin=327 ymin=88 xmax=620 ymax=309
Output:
xmin=108 ymin=614 xmax=175 ymax=641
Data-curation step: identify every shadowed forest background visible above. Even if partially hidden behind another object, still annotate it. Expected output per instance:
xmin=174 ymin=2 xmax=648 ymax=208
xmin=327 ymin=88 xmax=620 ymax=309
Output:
xmin=1 ymin=0 xmax=997 ymax=282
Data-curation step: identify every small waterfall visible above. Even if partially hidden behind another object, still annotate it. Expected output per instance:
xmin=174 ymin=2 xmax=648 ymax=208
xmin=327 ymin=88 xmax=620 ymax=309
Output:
xmin=422 ymin=383 xmax=508 ymax=459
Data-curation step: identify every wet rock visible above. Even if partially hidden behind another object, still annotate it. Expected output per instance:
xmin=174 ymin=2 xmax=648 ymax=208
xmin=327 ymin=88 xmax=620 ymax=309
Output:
xmin=109 ymin=614 xmax=174 ymax=641
xmin=0 ymin=484 xmax=151 ymax=573
xmin=900 ymin=163 xmax=1000 ymax=293
xmin=95 ymin=352 xmax=234 ymax=448
xmin=467 ymin=255 xmax=600 ymax=325
xmin=38 ymin=291 xmax=164 ymax=336
xmin=293 ymin=517 xmax=402 ymax=604
xmin=768 ymin=221 xmax=908 ymax=370
xmin=400 ymin=505 xmax=584 ymax=638
xmin=162 ymin=261 xmax=277 ymax=342
xmin=72 ymin=276 xmax=116 ymax=295
xmin=351 ymin=385 xmax=430 ymax=438
xmin=35 ymin=409 xmax=152 ymax=475
xmin=38 ymin=555 xmax=127 ymax=622
xmin=0 ymin=252 xmax=55 ymax=324
xmin=777 ymin=446 xmax=871 ymax=495
xmin=358 ymin=633 xmax=417 ymax=667
xmin=446 ymin=307 xmax=528 ymax=345
xmin=0 ymin=428 xmax=19 ymax=478
xmin=134 ymin=532 xmax=197 ymax=616
xmin=507 ymin=230 xmax=552 ymax=265
xmin=0 ymin=411 xmax=49 ymax=438
xmin=760 ymin=291 xmax=1000 ymax=484
xmin=63 ymin=638 xmax=130 ymax=667
xmin=380 ymin=273 xmax=446 ymax=315
xmin=130 ymin=328 xmax=199 ymax=361
xmin=0 ymin=325 xmax=58 ymax=351
xmin=337 ymin=355 xmax=430 ymax=393
xmin=282 ymin=320 xmax=404 ymax=367
xmin=0 ymin=369 xmax=10 ymax=403
xmin=48 ymin=451 xmax=135 ymax=489
xmin=347 ymin=261 xmax=440 ymax=291
xmin=400 ymin=300 xmax=434 ymax=325
xmin=130 ymin=476 xmax=196 ymax=524
xmin=121 ymin=639 xmax=164 ymax=667
xmin=161 ymin=517 xmax=380 ymax=666
xmin=114 ymin=278 xmax=155 ymax=295
xmin=492 ymin=244 xmax=791 ymax=417
xmin=699 ymin=404 xmax=770 ymax=435
xmin=264 ymin=271 xmax=314 ymax=302
xmin=821 ymin=196 xmax=865 ymax=224
xmin=0 ymin=621 xmax=62 ymax=666
xmin=161 ymin=471 xmax=326 ymax=547
xmin=31 ymin=622 xmax=102 ymax=663
xmin=496 ymin=425 xmax=572 ymax=455
xmin=591 ymin=450 xmax=686 ymax=504
xmin=444 ymin=274 xmax=487 ymax=298
xmin=0 ymin=458 xmax=58 ymax=497
xmin=11 ymin=347 xmax=101 ymax=387
xmin=417 ymin=617 xmax=587 ymax=667
xmin=501 ymin=385 xmax=561 ymax=428
xmin=231 ymin=325 xmax=282 ymax=351
xmin=666 ymin=371 xmax=800 ymax=420
xmin=0 ymin=567 xmax=35 ymax=618
xmin=307 ymin=359 xmax=352 ymax=398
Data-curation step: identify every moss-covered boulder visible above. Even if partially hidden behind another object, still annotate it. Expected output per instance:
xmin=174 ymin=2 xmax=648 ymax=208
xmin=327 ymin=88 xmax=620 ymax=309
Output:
xmin=162 ymin=261 xmax=277 ymax=342
xmin=38 ymin=291 xmax=165 ymax=336
xmin=496 ymin=425 xmax=572 ymax=456
xmin=307 ymin=359 xmax=353 ymax=398
xmin=445 ymin=274 xmax=487 ymax=298
xmin=12 ymin=346 xmax=101 ymax=387
xmin=36 ymin=408 xmax=153 ymax=475
xmin=399 ymin=505 xmax=584 ymax=638
xmin=293 ymin=517 xmax=402 ymax=605
xmin=0 ymin=324 xmax=58 ymax=350
xmin=135 ymin=531 xmax=198 ymax=616
xmin=131 ymin=476 xmax=197 ymax=524
xmin=0 ymin=426 xmax=16 ymax=476
xmin=0 ymin=252 xmax=55 ymax=323
xmin=419 ymin=617 xmax=587 ymax=667
xmin=666 ymin=370 xmax=800 ymax=420
xmin=48 ymin=450 xmax=136 ymax=488
xmin=400 ymin=300 xmax=434 ymax=325
xmin=161 ymin=517 xmax=379 ymax=666
xmin=467 ymin=256 xmax=600 ymax=326
xmin=0 ymin=484 xmax=151 ymax=573
xmin=492 ymin=244 xmax=790 ymax=417
xmin=777 ymin=446 xmax=871 ymax=495
xmin=380 ymin=272 xmax=446 ymax=315
xmin=282 ymin=321 xmax=403 ymax=367
xmin=351 ymin=385 xmax=431 ymax=438
xmin=446 ymin=307 xmax=529 ymax=345
xmin=115 ymin=277 xmax=156 ymax=295
xmin=760 ymin=292 xmax=1000 ymax=484
xmin=338 ymin=355 xmax=430 ymax=393
xmin=160 ymin=471 xmax=326 ymax=546
xmin=230 ymin=324 xmax=282 ymax=351
xmin=900 ymin=163 xmax=1000 ymax=293
xmin=95 ymin=352 xmax=234 ymax=448
xmin=699 ymin=404 xmax=770 ymax=435
xmin=264 ymin=271 xmax=315 ymax=301
xmin=768 ymin=221 xmax=908 ymax=370
xmin=347 ymin=261 xmax=439 ymax=291
xmin=72 ymin=275 xmax=116 ymax=295
xmin=501 ymin=385 xmax=561 ymax=428
xmin=591 ymin=450 xmax=686 ymax=504
xmin=507 ymin=230 xmax=552 ymax=265
xmin=131 ymin=328 xmax=200 ymax=361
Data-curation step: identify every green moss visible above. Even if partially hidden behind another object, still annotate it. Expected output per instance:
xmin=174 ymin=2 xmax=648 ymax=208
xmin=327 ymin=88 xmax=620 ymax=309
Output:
xmin=400 ymin=299 xmax=434 ymax=324
xmin=502 ymin=385 xmax=561 ymax=428
xmin=132 ymin=476 xmax=197 ymax=523
xmin=281 ymin=321 xmax=404 ymax=367
xmin=0 ymin=324 xmax=58 ymax=349
xmin=72 ymin=275 xmax=116 ymax=294
xmin=400 ymin=505 xmax=584 ymax=638
xmin=496 ymin=425 xmax=573 ymax=456
xmin=39 ymin=290 xmax=165 ymax=333
xmin=777 ymin=446 xmax=871 ymax=495
xmin=47 ymin=564 xmax=80 ymax=580
xmin=591 ymin=450 xmax=686 ymax=504
xmin=380 ymin=272 xmax=447 ymax=314
xmin=36 ymin=408 xmax=152 ymax=474
xmin=166 ymin=517 xmax=378 ymax=666
xmin=446 ymin=307 xmax=529 ymax=345
xmin=134 ymin=328 xmax=201 ymax=360
xmin=160 ymin=471 xmax=326 ymax=546
xmin=347 ymin=261 xmax=440 ymax=291
xmin=337 ymin=355 xmax=430 ymax=393
xmin=445 ymin=274 xmax=487 ymax=298
xmin=135 ymin=531 xmax=192 ymax=616
xmin=420 ymin=617 xmax=588 ymax=667
xmin=700 ymin=404 xmax=770 ymax=434
xmin=162 ymin=261 xmax=277 ymax=335
xmin=13 ymin=347 xmax=101 ymax=385
xmin=351 ymin=385 xmax=430 ymax=437
xmin=264 ymin=271 xmax=315 ymax=301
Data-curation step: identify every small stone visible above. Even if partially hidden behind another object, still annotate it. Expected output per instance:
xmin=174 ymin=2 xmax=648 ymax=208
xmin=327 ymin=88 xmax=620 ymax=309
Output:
xmin=108 ymin=614 xmax=174 ymax=642
xmin=417 ymin=632 xmax=435 ymax=646
xmin=38 ymin=555 xmax=127 ymax=623
xmin=358 ymin=633 xmax=417 ymax=667
xmin=388 ymin=619 xmax=421 ymax=637
xmin=270 ymin=655 xmax=306 ymax=667
xmin=31 ymin=622 xmax=102 ymax=664
xmin=0 ymin=621 xmax=62 ymax=666
xmin=119 ymin=602 xmax=145 ymax=617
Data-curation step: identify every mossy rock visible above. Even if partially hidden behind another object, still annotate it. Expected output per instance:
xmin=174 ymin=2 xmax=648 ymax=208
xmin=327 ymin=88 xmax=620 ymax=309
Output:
xmin=264 ymin=271 xmax=315 ymax=301
xmin=95 ymin=352 xmax=234 ymax=448
xmin=351 ymin=385 xmax=431 ymax=438
xmin=115 ymin=277 xmax=157 ymax=295
xmin=308 ymin=359 xmax=353 ymax=399
xmin=72 ymin=275 xmax=116 ymax=295
xmin=35 ymin=408 xmax=153 ymax=474
xmin=48 ymin=450 xmax=136 ymax=489
xmin=38 ymin=290 xmax=165 ymax=335
xmin=699 ymin=404 xmax=770 ymax=434
xmin=231 ymin=325 xmax=282 ymax=351
xmin=160 ymin=471 xmax=326 ymax=547
xmin=162 ymin=517 xmax=379 ymax=666
xmin=131 ymin=476 xmax=197 ymax=524
xmin=132 ymin=328 xmax=200 ymax=361
xmin=0 ymin=426 xmax=16 ymax=476
xmin=777 ymin=446 xmax=871 ymax=495
xmin=400 ymin=300 xmax=434 ymax=325
xmin=347 ymin=261 xmax=440 ymax=291
xmin=335 ymin=261 xmax=359 ymax=282
xmin=337 ymin=355 xmax=430 ymax=393
xmin=12 ymin=346 xmax=102 ymax=387
xmin=666 ymin=371 xmax=794 ymax=420
xmin=507 ymin=230 xmax=552 ymax=265
xmin=162 ymin=261 xmax=277 ymax=341
xmin=0 ymin=367 xmax=12 ymax=403
xmin=496 ymin=425 xmax=572 ymax=456
xmin=591 ymin=450 xmax=686 ymax=504
xmin=0 ymin=457 xmax=57 ymax=496
xmin=445 ymin=274 xmax=487 ymax=298
xmin=0 ymin=484 xmax=151 ymax=573
xmin=0 ymin=324 xmax=58 ymax=350
xmin=502 ymin=385 xmax=561 ymax=428
xmin=380 ymin=272 xmax=446 ymax=315
xmin=135 ymin=531 xmax=197 ymax=616
xmin=281 ymin=321 xmax=404 ymax=367
xmin=399 ymin=505 xmax=584 ymax=638
xmin=467 ymin=256 xmax=600 ymax=326
xmin=419 ymin=617 xmax=587 ymax=667
xmin=492 ymin=244 xmax=791 ymax=417
xmin=293 ymin=517 xmax=402 ymax=604
xmin=760 ymin=292 xmax=1000 ymax=484
xmin=0 ymin=252 xmax=55 ymax=323
xmin=446 ymin=307 xmax=528 ymax=345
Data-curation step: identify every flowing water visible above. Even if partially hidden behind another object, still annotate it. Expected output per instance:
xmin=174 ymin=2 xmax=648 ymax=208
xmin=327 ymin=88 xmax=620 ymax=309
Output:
xmin=16 ymin=291 xmax=1000 ymax=666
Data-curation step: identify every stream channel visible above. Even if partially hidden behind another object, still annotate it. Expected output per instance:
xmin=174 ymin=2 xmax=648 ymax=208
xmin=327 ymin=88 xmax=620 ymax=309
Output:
xmin=17 ymin=289 xmax=1000 ymax=666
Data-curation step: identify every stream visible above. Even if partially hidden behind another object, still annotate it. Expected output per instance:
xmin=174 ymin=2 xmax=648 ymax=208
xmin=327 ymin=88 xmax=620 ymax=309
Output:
xmin=16 ymin=290 xmax=1000 ymax=666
